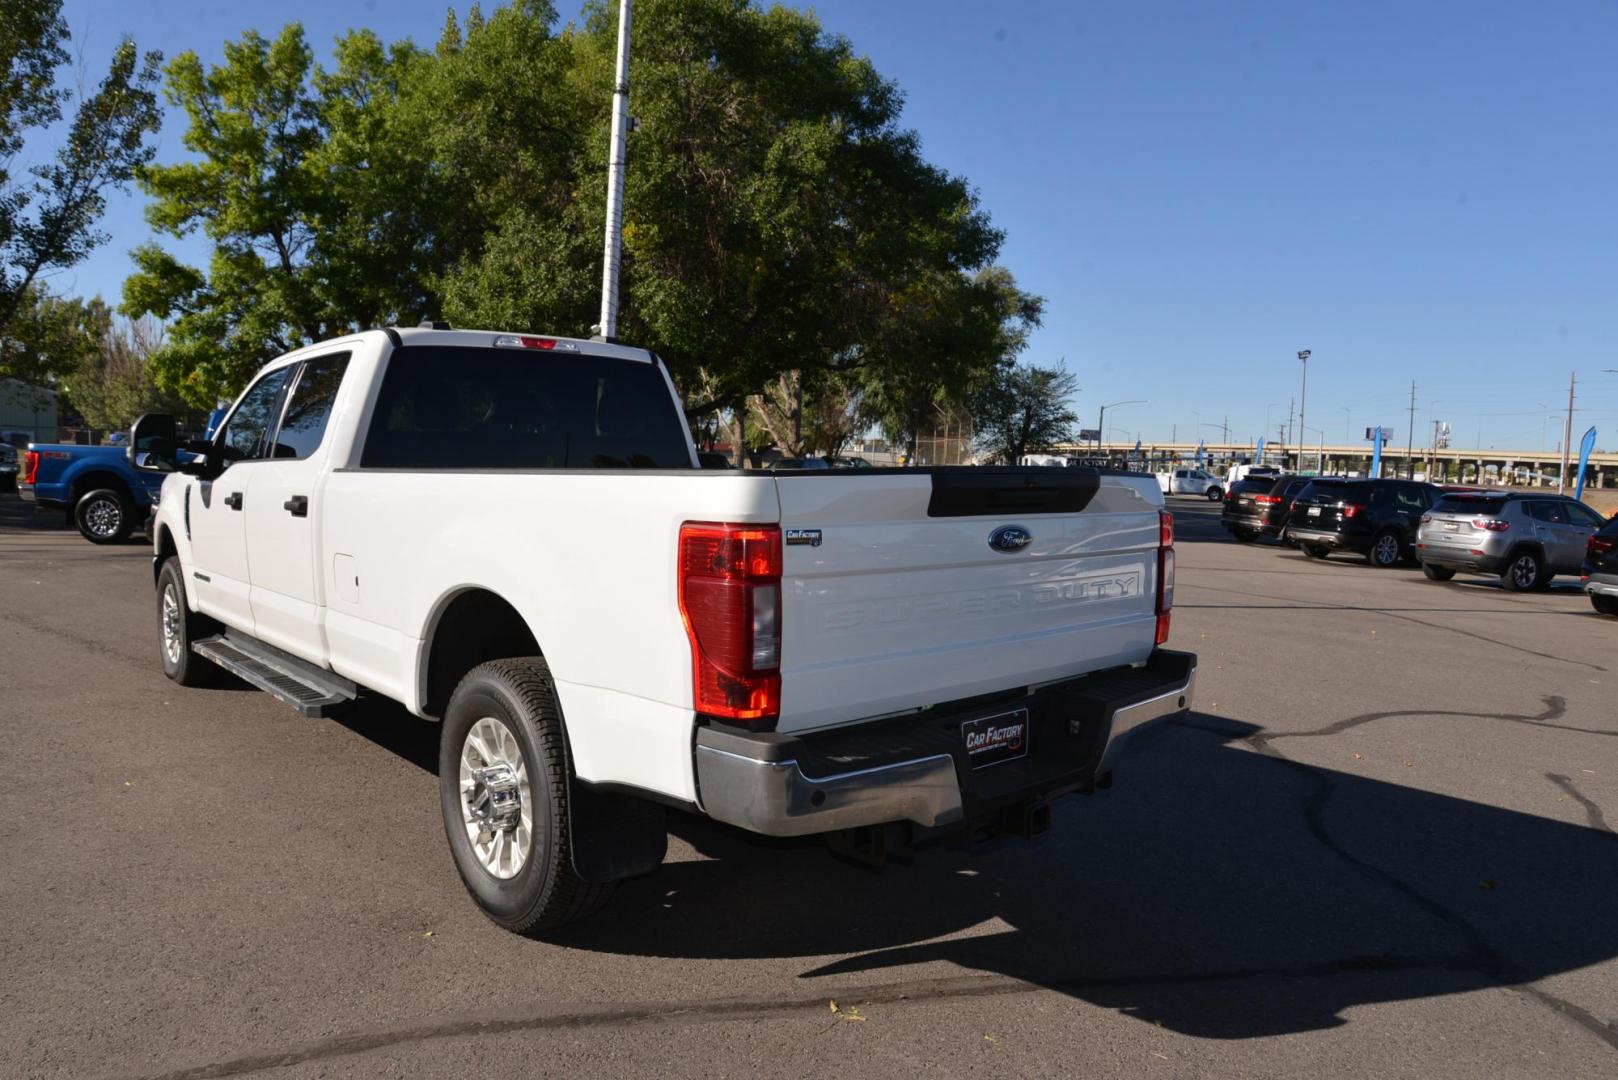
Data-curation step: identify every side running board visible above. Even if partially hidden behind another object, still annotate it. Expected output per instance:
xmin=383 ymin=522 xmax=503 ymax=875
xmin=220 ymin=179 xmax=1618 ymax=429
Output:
xmin=192 ymin=633 xmax=358 ymax=717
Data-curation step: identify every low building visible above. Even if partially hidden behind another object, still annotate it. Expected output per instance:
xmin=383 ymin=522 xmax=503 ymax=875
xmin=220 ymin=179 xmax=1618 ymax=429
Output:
xmin=0 ymin=379 xmax=59 ymax=447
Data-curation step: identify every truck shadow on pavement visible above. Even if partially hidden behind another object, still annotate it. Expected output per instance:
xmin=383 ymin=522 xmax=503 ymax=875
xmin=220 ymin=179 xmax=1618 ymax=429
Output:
xmin=551 ymin=702 xmax=1618 ymax=1044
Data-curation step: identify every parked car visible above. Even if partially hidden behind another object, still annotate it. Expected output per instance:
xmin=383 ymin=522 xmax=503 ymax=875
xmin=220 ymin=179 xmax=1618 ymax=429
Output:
xmin=832 ymin=456 xmax=874 ymax=469
xmin=131 ymin=326 xmax=1196 ymax=936
xmin=1584 ymin=516 xmax=1618 ymax=615
xmin=1417 ymin=491 xmax=1607 ymax=591
xmin=1220 ymin=473 xmax=1309 ymax=544
xmin=0 ymin=444 xmax=17 ymax=491
xmin=696 ymin=451 xmax=733 ymax=469
xmin=19 ymin=441 xmax=167 ymax=543
xmin=1156 ymin=467 xmax=1224 ymax=500
xmin=1286 ymin=477 xmax=1441 ymax=566
xmin=765 ymin=456 xmax=830 ymax=470
xmin=1220 ymin=476 xmax=1289 ymax=541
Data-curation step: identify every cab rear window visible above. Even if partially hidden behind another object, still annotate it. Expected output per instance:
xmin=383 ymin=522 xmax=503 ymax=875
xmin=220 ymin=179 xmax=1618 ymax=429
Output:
xmin=360 ymin=346 xmax=693 ymax=469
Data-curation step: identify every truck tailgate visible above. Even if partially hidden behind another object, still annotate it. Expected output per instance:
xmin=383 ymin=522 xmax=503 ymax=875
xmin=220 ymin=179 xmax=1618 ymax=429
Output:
xmin=772 ymin=468 xmax=1164 ymax=733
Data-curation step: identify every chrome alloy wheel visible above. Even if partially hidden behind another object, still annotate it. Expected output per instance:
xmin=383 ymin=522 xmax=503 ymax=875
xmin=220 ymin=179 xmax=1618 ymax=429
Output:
xmin=1509 ymin=554 xmax=1539 ymax=590
xmin=1374 ymin=533 xmax=1401 ymax=565
xmin=161 ymin=582 xmax=183 ymax=666
xmin=84 ymin=496 xmax=121 ymax=538
xmin=459 ymin=717 xmax=533 ymax=879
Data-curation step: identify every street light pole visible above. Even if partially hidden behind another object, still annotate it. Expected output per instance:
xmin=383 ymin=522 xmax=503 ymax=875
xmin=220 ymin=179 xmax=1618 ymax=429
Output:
xmin=596 ymin=0 xmax=634 ymax=341
xmin=1098 ymin=400 xmax=1146 ymax=457
xmin=1296 ymin=349 xmax=1311 ymax=474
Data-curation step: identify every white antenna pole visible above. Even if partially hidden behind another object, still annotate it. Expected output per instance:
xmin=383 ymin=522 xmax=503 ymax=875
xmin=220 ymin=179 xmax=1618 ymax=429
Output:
xmin=597 ymin=0 xmax=633 ymax=340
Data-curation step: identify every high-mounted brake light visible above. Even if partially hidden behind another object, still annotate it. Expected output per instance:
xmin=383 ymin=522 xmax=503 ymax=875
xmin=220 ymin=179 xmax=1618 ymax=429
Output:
xmin=492 ymin=334 xmax=579 ymax=352
xmin=678 ymin=522 xmax=783 ymax=728
xmin=22 ymin=449 xmax=39 ymax=485
xmin=1156 ymin=509 xmax=1174 ymax=645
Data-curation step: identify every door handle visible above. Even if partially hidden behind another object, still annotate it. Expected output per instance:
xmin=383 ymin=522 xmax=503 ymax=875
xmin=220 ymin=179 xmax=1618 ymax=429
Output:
xmin=224 ymin=491 xmax=243 ymax=511
xmin=283 ymin=495 xmax=308 ymax=517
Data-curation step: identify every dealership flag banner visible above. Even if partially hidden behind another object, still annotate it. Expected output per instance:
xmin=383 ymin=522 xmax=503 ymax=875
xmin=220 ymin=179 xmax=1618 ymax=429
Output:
xmin=1576 ymin=426 xmax=1598 ymax=501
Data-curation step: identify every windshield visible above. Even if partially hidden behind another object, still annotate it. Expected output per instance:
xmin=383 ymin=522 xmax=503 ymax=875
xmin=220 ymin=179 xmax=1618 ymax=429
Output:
xmin=360 ymin=346 xmax=693 ymax=469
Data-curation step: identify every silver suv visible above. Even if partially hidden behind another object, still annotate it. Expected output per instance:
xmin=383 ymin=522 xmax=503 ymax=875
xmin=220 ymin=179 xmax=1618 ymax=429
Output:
xmin=1416 ymin=491 xmax=1607 ymax=590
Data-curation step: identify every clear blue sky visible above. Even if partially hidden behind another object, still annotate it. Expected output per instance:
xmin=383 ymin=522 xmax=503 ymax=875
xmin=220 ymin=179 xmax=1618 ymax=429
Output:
xmin=34 ymin=0 xmax=1618 ymax=450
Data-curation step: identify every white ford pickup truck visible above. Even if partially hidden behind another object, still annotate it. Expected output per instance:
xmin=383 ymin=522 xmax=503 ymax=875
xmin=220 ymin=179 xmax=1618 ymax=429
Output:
xmin=130 ymin=326 xmax=1195 ymax=934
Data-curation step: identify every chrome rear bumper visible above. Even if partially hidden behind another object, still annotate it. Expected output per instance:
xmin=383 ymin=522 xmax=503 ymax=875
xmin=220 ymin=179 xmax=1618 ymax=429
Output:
xmin=694 ymin=651 xmax=1197 ymax=838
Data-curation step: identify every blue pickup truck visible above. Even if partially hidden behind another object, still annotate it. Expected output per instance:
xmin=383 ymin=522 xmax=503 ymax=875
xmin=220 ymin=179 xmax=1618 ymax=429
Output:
xmin=21 ymin=443 xmax=168 ymax=543
xmin=21 ymin=409 xmax=226 ymax=544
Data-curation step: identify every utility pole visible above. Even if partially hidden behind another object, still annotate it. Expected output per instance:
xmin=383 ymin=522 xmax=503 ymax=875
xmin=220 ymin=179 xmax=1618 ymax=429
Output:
xmin=1406 ymin=381 xmax=1417 ymax=480
xmin=596 ymin=0 xmax=634 ymax=341
xmin=1285 ymin=398 xmax=1295 ymax=467
xmin=1222 ymin=415 xmax=1229 ymax=444
xmin=1559 ymin=371 xmax=1576 ymax=492
xmin=1296 ymin=350 xmax=1311 ymax=476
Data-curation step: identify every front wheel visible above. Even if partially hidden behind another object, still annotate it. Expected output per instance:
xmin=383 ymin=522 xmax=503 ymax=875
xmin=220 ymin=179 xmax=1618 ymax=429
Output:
xmin=1593 ymin=594 xmax=1618 ymax=617
xmin=1421 ymin=563 xmax=1456 ymax=582
xmin=157 ymin=558 xmax=221 ymax=686
xmin=1302 ymin=542 xmax=1330 ymax=559
xmin=439 ymin=658 xmax=614 ymax=935
xmin=75 ymin=488 xmax=134 ymax=544
xmin=1501 ymin=550 xmax=1544 ymax=592
xmin=1369 ymin=529 xmax=1405 ymax=568
xmin=1206 ymin=486 xmax=1224 ymax=502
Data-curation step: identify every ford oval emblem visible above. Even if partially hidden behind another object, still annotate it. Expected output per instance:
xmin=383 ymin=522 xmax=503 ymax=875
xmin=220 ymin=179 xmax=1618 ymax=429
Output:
xmin=988 ymin=525 xmax=1033 ymax=553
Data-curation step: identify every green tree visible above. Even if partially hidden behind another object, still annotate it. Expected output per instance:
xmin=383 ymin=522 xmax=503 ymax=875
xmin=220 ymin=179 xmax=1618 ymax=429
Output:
xmin=125 ymin=24 xmax=439 ymax=406
xmin=0 ymin=286 xmax=105 ymax=397
xmin=1 ymin=0 xmax=161 ymax=384
xmin=59 ymin=312 xmax=192 ymax=432
xmin=972 ymin=360 xmax=1081 ymax=465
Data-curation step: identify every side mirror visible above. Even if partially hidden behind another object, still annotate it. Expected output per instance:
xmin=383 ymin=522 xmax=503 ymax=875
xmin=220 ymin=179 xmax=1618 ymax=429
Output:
xmin=129 ymin=413 xmax=177 ymax=473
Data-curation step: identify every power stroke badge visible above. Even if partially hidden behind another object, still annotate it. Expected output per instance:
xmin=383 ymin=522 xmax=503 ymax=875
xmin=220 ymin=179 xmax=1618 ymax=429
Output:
xmin=961 ymin=708 xmax=1030 ymax=768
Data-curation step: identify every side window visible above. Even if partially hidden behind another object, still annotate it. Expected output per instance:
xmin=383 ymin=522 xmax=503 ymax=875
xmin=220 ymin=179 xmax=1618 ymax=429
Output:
xmin=271 ymin=353 xmax=351 ymax=460
xmin=217 ymin=367 xmax=292 ymax=462
xmin=1568 ymin=503 xmax=1605 ymax=529
xmin=1397 ymin=485 xmax=1426 ymax=511
xmin=1175 ymin=470 xmax=1187 ymax=479
xmin=1525 ymin=501 xmax=1561 ymax=523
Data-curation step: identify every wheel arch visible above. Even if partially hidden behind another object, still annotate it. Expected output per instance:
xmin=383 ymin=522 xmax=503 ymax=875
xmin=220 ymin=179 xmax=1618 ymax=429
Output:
xmin=419 ymin=586 xmax=544 ymax=719
xmin=1503 ymin=539 xmax=1547 ymax=563
xmin=152 ymin=523 xmax=179 ymax=586
xmin=66 ymin=469 xmax=134 ymax=508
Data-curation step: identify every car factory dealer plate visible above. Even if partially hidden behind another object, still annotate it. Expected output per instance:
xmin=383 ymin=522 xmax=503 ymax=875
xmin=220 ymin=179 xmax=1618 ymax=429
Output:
xmin=961 ymin=708 xmax=1030 ymax=768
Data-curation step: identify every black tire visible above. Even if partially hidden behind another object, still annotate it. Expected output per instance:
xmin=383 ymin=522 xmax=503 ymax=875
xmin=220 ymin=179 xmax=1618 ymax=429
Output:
xmin=439 ymin=658 xmax=613 ymax=935
xmin=1302 ymin=543 xmax=1330 ymax=559
xmin=1232 ymin=528 xmax=1257 ymax=543
xmin=1369 ymin=528 xmax=1405 ymax=568
xmin=1591 ymin=594 xmax=1618 ymax=617
xmin=1421 ymin=563 xmax=1456 ymax=582
xmin=1206 ymin=486 xmax=1224 ymax=502
xmin=1500 ymin=549 xmax=1545 ymax=592
xmin=156 ymin=558 xmax=222 ymax=686
xmin=74 ymin=487 xmax=134 ymax=544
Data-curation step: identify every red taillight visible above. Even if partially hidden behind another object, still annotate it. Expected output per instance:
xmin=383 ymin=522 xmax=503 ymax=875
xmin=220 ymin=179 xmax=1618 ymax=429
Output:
xmin=1156 ymin=509 xmax=1174 ymax=645
xmin=1254 ymin=495 xmax=1281 ymax=505
xmin=1342 ymin=503 xmax=1368 ymax=519
xmin=22 ymin=450 xmax=38 ymax=484
xmin=1473 ymin=519 xmax=1510 ymax=532
xmin=678 ymin=522 xmax=782 ymax=728
xmin=1591 ymin=535 xmax=1616 ymax=557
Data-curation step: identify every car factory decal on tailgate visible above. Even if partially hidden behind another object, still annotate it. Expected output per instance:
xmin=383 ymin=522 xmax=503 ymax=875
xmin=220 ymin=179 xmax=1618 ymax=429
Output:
xmin=962 ymin=708 xmax=1030 ymax=768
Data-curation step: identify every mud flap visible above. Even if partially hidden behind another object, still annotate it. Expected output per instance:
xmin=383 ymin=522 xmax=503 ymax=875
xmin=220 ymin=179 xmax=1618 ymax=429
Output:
xmin=568 ymin=777 xmax=668 ymax=883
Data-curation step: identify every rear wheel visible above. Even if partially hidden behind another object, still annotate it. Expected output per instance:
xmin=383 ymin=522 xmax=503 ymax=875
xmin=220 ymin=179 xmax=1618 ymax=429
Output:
xmin=74 ymin=487 xmax=134 ymax=544
xmin=1592 ymin=594 xmax=1618 ymax=617
xmin=439 ymin=658 xmax=614 ymax=935
xmin=1302 ymin=542 xmax=1330 ymax=559
xmin=1206 ymin=486 xmax=1224 ymax=502
xmin=1421 ymin=563 xmax=1456 ymax=582
xmin=1501 ymin=550 xmax=1544 ymax=591
xmin=1369 ymin=529 xmax=1405 ymax=568
xmin=1232 ymin=528 xmax=1257 ymax=543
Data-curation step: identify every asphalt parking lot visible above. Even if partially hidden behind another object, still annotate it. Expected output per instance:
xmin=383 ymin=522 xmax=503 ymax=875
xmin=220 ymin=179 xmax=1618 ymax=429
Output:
xmin=3 ymin=492 xmax=1616 ymax=1079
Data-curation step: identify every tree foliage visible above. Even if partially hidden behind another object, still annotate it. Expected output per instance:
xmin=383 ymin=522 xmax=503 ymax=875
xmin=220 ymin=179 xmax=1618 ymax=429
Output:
xmin=1 ymin=0 xmax=161 ymax=340
xmin=972 ymin=359 xmax=1082 ymax=465
xmin=125 ymin=0 xmax=1040 ymax=439
xmin=60 ymin=313 xmax=193 ymax=431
